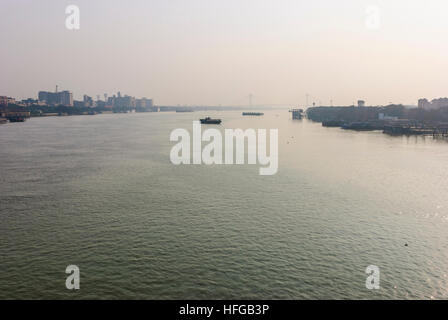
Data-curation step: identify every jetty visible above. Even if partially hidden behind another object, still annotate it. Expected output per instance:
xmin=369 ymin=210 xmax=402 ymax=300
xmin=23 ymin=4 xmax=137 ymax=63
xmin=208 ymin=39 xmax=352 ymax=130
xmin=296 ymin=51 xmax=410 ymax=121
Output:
xmin=383 ymin=123 xmax=448 ymax=136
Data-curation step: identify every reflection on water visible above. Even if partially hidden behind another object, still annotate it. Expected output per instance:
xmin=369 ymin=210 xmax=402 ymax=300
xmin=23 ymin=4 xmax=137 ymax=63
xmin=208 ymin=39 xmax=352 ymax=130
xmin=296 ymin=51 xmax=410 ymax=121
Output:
xmin=0 ymin=111 xmax=448 ymax=299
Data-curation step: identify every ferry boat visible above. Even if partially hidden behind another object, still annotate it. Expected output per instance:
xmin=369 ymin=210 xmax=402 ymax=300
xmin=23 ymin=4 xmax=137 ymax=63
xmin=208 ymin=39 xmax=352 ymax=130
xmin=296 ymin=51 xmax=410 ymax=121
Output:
xmin=200 ymin=117 xmax=222 ymax=124
xmin=4 ymin=110 xmax=30 ymax=123
xmin=7 ymin=115 xmax=27 ymax=122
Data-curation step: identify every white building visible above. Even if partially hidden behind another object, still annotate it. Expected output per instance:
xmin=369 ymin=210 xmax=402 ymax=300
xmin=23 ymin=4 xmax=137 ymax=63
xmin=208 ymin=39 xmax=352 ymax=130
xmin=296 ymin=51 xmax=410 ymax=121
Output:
xmin=418 ymin=98 xmax=448 ymax=110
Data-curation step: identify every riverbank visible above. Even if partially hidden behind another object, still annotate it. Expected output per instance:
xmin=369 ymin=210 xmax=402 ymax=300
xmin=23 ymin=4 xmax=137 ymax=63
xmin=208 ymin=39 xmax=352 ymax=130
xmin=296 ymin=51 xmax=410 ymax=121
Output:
xmin=308 ymin=106 xmax=448 ymax=137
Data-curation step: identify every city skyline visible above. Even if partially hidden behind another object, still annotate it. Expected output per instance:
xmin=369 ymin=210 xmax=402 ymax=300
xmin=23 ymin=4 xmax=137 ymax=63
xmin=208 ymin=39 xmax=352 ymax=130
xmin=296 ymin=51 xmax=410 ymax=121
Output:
xmin=4 ymin=85 xmax=448 ymax=109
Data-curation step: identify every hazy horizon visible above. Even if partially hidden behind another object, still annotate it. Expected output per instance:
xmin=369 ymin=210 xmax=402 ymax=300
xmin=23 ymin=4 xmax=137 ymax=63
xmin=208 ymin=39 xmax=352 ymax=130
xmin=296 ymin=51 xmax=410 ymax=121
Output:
xmin=1 ymin=0 xmax=448 ymax=106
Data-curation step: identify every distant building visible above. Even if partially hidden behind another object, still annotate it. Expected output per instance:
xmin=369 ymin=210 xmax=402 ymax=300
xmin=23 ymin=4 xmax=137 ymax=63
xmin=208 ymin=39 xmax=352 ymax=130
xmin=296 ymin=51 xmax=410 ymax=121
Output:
xmin=73 ymin=100 xmax=84 ymax=108
xmin=95 ymin=100 xmax=106 ymax=108
xmin=38 ymin=90 xmax=73 ymax=106
xmin=357 ymin=100 xmax=366 ymax=107
xmin=0 ymin=96 xmax=9 ymax=105
xmin=59 ymin=91 xmax=73 ymax=107
xmin=38 ymin=91 xmax=49 ymax=104
xmin=83 ymin=95 xmax=94 ymax=107
xmin=418 ymin=97 xmax=448 ymax=110
xmin=136 ymin=98 xmax=153 ymax=108
xmin=117 ymin=95 xmax=135 ymax=108
xmin=107 ymin=92 xmax=136 ymax=108
xmin=432 ymin=98 xmax=448 ymax=109
xmin=418 ymin=98 xmax=431 ymax=110
xmin=0 ymin=96 xmax=18 ymax=106
xmin=21 ymin=98 xmax=39 ymax=106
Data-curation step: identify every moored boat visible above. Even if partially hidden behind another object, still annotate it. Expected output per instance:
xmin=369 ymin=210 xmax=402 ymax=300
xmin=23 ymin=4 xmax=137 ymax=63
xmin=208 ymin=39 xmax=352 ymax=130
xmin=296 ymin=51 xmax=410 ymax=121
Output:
xmin=200 ymin=117 xmax=222 ymax=124
xmin=7 ymin=116 xmax=26 ymax=122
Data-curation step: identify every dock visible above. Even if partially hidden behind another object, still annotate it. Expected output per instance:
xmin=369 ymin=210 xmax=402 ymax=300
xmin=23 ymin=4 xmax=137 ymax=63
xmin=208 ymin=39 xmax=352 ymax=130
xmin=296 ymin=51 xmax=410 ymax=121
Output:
xmin=383 ymin=124 xmax=448 ymax=136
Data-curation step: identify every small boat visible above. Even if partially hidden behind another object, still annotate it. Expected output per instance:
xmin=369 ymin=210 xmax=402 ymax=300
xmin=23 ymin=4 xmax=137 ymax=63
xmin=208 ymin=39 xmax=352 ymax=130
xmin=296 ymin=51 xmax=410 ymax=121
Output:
xmin=0 ymin=118 xmax=7 ymax=124
xmin=200 ymin=117 xmax=222 ymax=124
xmin=7 ymin=116 xmax=26 ymax=122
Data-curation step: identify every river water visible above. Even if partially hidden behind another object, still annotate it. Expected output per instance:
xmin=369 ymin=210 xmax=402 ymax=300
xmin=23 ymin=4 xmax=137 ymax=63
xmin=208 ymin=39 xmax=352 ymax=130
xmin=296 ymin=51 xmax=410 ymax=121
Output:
xmin=1 ymin=110 xmax=448 ymax=299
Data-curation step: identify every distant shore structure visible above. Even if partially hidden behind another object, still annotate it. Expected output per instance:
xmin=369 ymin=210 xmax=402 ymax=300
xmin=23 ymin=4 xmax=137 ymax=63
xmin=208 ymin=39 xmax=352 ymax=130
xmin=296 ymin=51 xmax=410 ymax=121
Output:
xmin=418 ymin=98 xmax=448 ymax=111
xmin=39 ymin=87 xmax=73 ymax=107
xmin=242 ymin=112 xmax=264 ymax=116
xmin=175 ymin=107 xmax=194 ymax=112
xmin=291 ymin=109 xmax=303 ymax=120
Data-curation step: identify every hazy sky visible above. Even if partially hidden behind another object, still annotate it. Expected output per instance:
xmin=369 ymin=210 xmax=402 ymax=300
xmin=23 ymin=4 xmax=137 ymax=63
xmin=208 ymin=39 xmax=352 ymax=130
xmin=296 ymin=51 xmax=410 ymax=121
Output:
xmin=1 ymin=0 xmax=448 ymax=106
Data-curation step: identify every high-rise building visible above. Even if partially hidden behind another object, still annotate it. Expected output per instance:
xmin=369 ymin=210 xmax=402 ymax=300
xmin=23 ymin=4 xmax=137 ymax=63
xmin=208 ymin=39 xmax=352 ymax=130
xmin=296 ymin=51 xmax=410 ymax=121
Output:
xmin=83 ymin=95 xmax=94 ymax=107
xmin=136 ymin=98 xmax=153 ymax=108
xmin=59 ymin=91 xmax=73 ymax=106
xmin=418 ymin=98 xmax=448 ymax=110
xmin=113 ymin=95 xmax=135 ymax=108
xmin=418 ymin=98 xmax=430 ymax=110
xmin=38 ymin=91 xmax=50 ymax=104
xmin=0 ymin=96 xmax=9 ymax=105
xmin=38 ymin=89 xmax=73 ymax=106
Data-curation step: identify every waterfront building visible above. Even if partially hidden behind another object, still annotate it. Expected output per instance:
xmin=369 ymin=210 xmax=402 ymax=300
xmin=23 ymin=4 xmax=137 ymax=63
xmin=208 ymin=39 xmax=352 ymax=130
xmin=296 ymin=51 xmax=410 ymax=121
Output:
xmin=83 ymin=95 xmax=94 ymax=107
xmin=418 ymin=98 xmax=432 ymax=110
xmin=418 ymin=97 xmax=448 ymax=110
xmin=73 ymin=100 xmax=84 ymax=108
xmin=38 ymin=90 xmax=74 ymax=106
xmin=136 ymin=98 xmax=153 ymax=108
xmin=0 ymin=96 xmax=17 ymax=105
xmin=0 ymin=96 xmax=9 ymax=105
xmin=21 ymin=98 xmax=39 ymax=106
xmin=59 ymin=91 xmax=73 ymax=107
xmin=108 ymin=93 xmax=136 ymax=109
xmin=95 ymin=100 xmax=106 ymax=108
